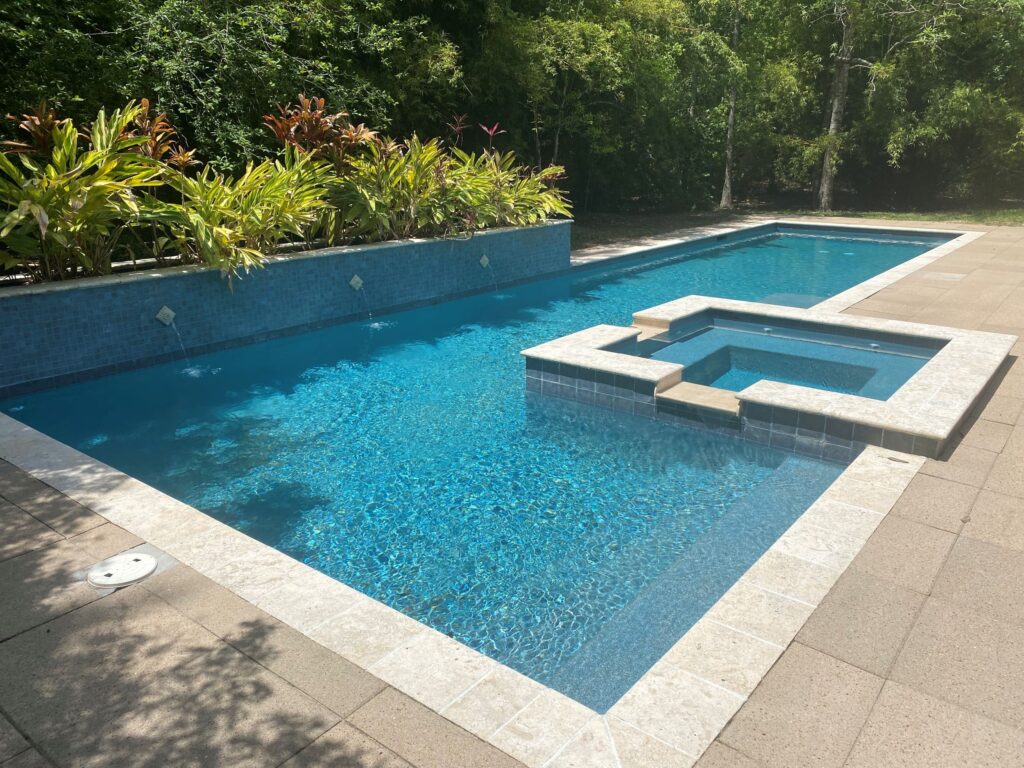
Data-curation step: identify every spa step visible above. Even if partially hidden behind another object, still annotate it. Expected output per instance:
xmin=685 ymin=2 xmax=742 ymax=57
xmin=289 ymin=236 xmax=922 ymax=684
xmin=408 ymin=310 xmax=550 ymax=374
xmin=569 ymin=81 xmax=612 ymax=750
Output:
xmin=656 ymin=381 xmax=741 ymax=416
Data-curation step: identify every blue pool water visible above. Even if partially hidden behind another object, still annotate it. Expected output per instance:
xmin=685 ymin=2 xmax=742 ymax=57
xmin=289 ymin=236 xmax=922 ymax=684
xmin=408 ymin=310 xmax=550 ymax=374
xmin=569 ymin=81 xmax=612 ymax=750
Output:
xmin=649 ymin=326 xmax=937 ymax=399
xmin=2 ymin=226 xmax=950 ymax=711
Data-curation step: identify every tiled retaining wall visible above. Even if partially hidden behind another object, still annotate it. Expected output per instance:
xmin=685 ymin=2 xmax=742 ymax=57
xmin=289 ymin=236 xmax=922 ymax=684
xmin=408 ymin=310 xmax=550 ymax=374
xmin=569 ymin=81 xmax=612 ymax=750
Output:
xmin=0 ymin=221 xmax=570 ymax=394
xmin=523 ymin=357 xmax=940 ymax=462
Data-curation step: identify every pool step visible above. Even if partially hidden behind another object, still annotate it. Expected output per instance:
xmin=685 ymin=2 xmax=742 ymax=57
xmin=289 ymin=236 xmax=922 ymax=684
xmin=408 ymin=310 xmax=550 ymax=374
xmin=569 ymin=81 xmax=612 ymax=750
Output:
xmin=656 ymin=381 xmax=741 ymax=417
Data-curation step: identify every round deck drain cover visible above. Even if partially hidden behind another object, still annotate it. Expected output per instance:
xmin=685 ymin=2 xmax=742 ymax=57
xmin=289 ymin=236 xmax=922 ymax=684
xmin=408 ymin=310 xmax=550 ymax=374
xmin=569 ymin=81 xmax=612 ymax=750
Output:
xmin=87 ymin=553 xmax=158 ymax=589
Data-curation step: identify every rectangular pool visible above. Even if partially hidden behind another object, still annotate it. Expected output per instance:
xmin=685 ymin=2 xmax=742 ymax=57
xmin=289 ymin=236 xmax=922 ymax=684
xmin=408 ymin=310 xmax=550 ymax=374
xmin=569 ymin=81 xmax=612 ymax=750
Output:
xmin=642 ymin=314 xmax=944 ymax=399
xmin=0 ymin=223 xmax=954 ymax=711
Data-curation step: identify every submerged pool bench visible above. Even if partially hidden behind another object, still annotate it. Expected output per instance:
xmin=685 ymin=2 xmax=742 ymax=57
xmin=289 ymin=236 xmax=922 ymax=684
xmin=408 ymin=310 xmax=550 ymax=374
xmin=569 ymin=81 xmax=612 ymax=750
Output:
xmin=522 ymin=296 xmax=1017 ymax=459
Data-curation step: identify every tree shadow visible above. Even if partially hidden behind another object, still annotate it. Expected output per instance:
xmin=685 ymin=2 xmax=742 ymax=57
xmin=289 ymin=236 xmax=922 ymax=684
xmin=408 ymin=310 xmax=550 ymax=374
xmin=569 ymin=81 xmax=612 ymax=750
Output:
xmin=571 ymin=209 xmax=757 ymax=251
xmin=0 ymin=465 xmax=405 ymax=768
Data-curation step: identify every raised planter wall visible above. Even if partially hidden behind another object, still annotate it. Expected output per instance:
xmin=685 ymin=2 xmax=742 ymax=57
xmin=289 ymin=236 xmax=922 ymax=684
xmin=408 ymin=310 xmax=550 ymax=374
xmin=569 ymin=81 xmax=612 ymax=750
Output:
xmin=0 ymin=221 xmax=571 ymax=394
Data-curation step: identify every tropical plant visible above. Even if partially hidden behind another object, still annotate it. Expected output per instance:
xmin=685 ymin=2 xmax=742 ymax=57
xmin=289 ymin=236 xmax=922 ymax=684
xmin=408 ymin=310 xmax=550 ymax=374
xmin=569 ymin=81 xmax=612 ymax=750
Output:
xmin=0 ymin=95 xmax=570 ymax=283
xmin=160 ymin=149 xmax=332 ymax=278
xmin=0 ymin=102 xmax=164 ymax=281
xmin=263 ymin=94 xmax=379 ymax=173
xmin=331 ymin=135 xmax=571 ymax=242
xmin=2 ymin=102 xmax=67 ymax=157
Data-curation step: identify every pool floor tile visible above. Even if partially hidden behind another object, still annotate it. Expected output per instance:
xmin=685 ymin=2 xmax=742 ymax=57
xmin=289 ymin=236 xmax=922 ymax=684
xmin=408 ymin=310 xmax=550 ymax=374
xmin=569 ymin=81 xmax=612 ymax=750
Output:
xmin=719 ymin=643 xmax=883 ymax=768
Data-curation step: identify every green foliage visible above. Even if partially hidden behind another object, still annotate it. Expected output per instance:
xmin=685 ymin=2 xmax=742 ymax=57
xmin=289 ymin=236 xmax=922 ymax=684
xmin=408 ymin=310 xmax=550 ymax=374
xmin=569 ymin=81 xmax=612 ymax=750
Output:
xmin=331 ymin=136 xmax=571 ymax=242
xmin=2 ymin=0 xmax=1023 ymax=212
xmin=0 ymin=99 xmax=571 ymax=283
xmin=160 ymin=150 xmax=333 ymax=279
xmin=0 ymin=102 xmax=164 ymax=280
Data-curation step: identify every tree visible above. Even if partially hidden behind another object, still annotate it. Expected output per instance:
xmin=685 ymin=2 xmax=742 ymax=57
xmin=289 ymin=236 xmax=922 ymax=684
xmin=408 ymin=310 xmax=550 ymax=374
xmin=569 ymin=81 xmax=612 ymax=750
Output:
xmin=719 ymin=1 xmax=741 ymax=209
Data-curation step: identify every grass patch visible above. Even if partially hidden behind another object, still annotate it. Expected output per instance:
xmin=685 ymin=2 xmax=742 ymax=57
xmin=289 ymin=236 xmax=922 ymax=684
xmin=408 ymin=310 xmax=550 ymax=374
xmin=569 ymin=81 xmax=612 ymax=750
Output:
xmin=772 ymin=208 xmax=1024 ymax=226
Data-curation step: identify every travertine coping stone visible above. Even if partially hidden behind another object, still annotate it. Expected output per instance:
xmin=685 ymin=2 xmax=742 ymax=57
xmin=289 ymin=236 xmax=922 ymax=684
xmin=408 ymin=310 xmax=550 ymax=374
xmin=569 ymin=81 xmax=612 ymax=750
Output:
xmin=525 ymin=294 xmax=1017 ymax=454
xmin=521 ymin=324 xmax=682 ymax=391
xmin=635 ymin=295 xmax=1016 ymax=444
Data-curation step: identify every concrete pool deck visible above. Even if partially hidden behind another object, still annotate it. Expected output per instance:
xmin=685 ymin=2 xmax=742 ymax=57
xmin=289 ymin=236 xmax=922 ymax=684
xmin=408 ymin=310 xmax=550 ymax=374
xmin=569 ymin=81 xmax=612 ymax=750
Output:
xmin=1 ymin=215 xmax=1023 ymax=766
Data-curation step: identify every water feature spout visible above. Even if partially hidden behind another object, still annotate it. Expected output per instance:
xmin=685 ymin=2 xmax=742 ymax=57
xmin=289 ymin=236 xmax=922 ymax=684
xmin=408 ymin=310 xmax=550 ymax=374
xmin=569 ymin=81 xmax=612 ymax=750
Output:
xmin=155 ymin=306 xmax=191 ymax=366
xmin=350 ymin=274 xmax=373 ymax=320
xmin=155 ymin=305 xmax=176 ymax=326
xmin=480 ymin=254 xmax=498 ymax=290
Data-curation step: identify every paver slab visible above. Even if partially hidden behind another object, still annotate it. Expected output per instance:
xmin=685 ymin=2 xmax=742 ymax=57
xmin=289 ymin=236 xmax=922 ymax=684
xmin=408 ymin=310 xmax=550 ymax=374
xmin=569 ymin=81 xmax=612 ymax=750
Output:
xmin=719 ymin=643 xmax=882 ymax=768
xmin=845 ymin=681 xmax=1024 ymax=768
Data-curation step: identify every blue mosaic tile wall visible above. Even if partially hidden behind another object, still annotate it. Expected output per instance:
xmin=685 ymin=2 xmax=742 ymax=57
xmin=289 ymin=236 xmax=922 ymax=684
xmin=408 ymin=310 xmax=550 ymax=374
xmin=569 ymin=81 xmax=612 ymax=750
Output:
xmin=1 ymin=221 xmax=570 ymax=394
xmin=523 ymin=355 xmax=944 ymax=461
xmin=526 ymin=353 xmax=943 ymax=460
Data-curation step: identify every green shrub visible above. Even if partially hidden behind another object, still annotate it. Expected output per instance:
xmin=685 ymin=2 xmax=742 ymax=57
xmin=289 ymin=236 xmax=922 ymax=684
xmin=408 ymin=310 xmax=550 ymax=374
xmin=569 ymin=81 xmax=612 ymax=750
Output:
xmin=0 ymin=103 xmax=164 ymax=280
xmin=0 ymin=97 xmax=571 ymax=283
xmin=160 ymin=149 xmax=332 ymax=278
xmin=331 ymin=135 xmax=571 ymax=243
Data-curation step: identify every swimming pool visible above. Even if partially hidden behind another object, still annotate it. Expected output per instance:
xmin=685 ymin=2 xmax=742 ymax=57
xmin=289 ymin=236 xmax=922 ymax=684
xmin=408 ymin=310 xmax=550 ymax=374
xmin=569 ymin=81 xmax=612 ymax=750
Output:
xmin=642 ymin=315 xmax=943 ymax=400
xmin=0 ymin=224 xmax=952 ymax=711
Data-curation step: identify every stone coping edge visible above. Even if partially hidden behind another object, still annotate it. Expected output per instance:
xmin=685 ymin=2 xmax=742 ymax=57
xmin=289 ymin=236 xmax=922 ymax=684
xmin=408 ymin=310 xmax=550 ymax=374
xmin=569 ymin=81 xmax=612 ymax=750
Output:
xmin=0 ymin=409 xmax=922 ymax=768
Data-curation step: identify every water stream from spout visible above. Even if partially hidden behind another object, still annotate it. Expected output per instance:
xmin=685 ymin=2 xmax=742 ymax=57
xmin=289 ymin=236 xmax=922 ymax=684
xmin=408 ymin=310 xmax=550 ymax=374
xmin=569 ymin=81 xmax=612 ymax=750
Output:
xmin=169 ymin=320 xmax=191 ymax=367
xmin=357 ymin=286 xmax=374 ymax=320
xmin=485 ymin=262 xmax=499 ymax=291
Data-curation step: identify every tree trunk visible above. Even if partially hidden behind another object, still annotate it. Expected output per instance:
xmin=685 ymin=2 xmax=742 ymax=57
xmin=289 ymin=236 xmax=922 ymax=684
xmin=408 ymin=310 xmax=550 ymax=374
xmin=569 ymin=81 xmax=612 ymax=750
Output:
xmin=818 ymin=10 xmax=853 ymax=212
xmin=720 ymin=85 xmax=738 ymax=209
xmin=551 ymin=71 xmax=570 ymax=165
xmin=531 ymin=107 xmax=543 ymax=168
xmin=719 ymin=3 xmax=741 ymax=209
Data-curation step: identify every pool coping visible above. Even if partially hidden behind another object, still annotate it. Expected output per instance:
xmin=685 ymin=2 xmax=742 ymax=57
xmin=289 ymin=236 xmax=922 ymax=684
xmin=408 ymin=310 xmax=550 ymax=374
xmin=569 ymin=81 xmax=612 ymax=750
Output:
xmin=571 ymin=219 xmax=985 ymax=309
xmin=522 ymin=297 xmax=1017 ymax=458
xmin=0 ymin=219 xmax=984 ymax=767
